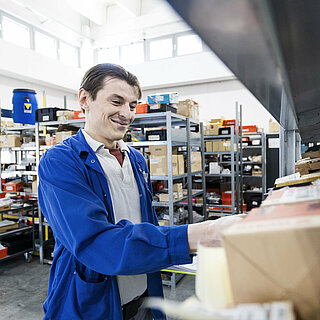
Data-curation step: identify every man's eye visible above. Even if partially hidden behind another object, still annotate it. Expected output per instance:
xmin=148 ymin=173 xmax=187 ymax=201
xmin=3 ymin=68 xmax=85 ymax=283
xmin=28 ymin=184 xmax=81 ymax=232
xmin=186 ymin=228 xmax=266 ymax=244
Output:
xmin=112 ymin=100 xmax=120 ymax=105
xmin=130 ymin=105 xmax=136 ymax=110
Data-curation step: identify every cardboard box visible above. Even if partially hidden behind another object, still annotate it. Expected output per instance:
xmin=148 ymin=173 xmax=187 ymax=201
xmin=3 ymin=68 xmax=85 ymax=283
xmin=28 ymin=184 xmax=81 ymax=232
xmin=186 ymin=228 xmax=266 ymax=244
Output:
xmin=191 ymin=152 xmax=202 ymax=172
xmin=148 ymin=145 xmax=178 ymax=156
xmin=176 ymin=99 xmax=199 ymax=122
xmin=223 ymin=141 xmax=238 ymax=152
xmin=269 ymin=119 xmax=280 ymax=133
xmin=205 ymin=141 xmax=213 ymax=152
xmin=302 ymin=150 xmax=320 ymax=159
xmin=150 ymin=155 xmax=178 ymax=176
xmin=32 ymin=179 xmax=38 ymax=194
xmin=158 ymin=192 xmax=179 ymax=202
xmin=210 ymin=118 xmax=224 ymax=125
xmin=56 ymin=131 xmax=77 ymax=143
xmin=173 ymin=183 xmax=183 ymax=192
xmin=0 ymin=135 xmax=22 ymax=148
xmin=212 ymin=141 xmax=224 ymax=152
xmin=158 ymin=219 xmax=170 ymax=226
xmin=177 ymin=155 xmax=185 ymax=175
xmin=204 ymin=124 xmax=222 ymax=136
xmin=223 ymin=193 xmax=320 ymax=320
xmin=209 ymin=162 xmax=221 ymax=174
xmin=147 ymin=92 xmax=178 ymax=105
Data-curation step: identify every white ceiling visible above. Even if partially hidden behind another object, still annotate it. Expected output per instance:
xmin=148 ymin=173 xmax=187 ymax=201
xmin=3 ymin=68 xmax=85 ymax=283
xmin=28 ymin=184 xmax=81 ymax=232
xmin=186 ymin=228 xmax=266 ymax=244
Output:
xmin=1 ymin=0 xmax=189 ymax=47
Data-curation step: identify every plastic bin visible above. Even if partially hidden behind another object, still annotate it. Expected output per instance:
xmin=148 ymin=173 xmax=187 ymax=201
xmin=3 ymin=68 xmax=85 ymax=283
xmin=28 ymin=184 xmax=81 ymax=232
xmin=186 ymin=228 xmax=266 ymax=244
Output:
xmin=12 ymin=89 xmax=38 ymax=125
xmin=36 ymin=107 xmax=61 ymax=122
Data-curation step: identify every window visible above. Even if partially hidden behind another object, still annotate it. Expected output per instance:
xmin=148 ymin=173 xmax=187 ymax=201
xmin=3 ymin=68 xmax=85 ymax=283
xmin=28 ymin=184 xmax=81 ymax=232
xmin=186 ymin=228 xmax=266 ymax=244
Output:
xmin=35 ymin=31 xmax=57 ymax=59
xmin=59 ymin=42 xmax=79 ymax=67
xmin=97 ymin=47 xmax=120 ymax=64
xmin=2 ymin=16 xmax=30 ymax=48
xmin=149 ymin=38 xmax=173 ymax=60
xmin=177 ymin=34 xmax=202 ymax=56
xmin=121 ymin=42 xmax=144 ymax=65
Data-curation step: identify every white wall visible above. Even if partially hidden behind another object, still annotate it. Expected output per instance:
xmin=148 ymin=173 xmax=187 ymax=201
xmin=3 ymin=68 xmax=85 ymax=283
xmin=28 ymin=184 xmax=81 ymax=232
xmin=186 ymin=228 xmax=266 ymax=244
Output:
xmin=0 ymin=74 xmax=79 ymax=111
xmin=142 ymin=79 xmax=277 ymax=132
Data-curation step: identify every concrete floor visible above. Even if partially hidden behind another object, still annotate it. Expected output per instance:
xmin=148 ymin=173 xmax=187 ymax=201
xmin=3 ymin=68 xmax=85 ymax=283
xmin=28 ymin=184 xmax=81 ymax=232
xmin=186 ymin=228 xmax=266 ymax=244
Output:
xmin=0 ymin=255 xmax=195 ymax=320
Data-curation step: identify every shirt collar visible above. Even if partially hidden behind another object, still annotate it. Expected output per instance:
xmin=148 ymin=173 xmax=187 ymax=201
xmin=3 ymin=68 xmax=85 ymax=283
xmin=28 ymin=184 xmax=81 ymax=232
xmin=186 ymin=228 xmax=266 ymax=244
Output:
xmin=81 ymin=129 xmax=130 ymax=154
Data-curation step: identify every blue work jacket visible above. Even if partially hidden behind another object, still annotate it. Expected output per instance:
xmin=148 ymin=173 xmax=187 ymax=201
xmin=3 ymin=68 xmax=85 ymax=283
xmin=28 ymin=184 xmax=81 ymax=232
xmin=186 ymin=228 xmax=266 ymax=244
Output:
xmin=38 ymin=130 xmax=191 ymax=320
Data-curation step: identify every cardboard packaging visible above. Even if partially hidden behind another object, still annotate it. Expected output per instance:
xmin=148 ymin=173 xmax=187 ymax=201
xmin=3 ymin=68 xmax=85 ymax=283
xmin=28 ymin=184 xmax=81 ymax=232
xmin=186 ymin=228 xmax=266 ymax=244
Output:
xmin=205 ymin=141 xmax=213 ymax=152
xmin=173 ymin=183 xmax=183 ymax=200
xmin=223 ymin=192 xmax=320 ymax=320
xmin=223 ymin=141 xmax=238 ymax=152
xmin=0 ymin=135 xmax=22 ymax=148
xmin=32 ymin=179 xmax=38 ymax=194
xmin=204 ymin=124 xmax=221 ymax=136
xmin=55 ymin=131 xmax=77 ymax=143
xmin=147 ymin=92 xmax=179 ymax=105
xmin=212 ymin=141 xmax=224 ymax=152
xmin=3 ymin=181 xmax=24 ymax=192
xmin=176 ymin=99 xmax=199 ymax=122
xmin=191 ymin=152 xmax=202 ymax=172
xmin=150 ymin=155 xmax=178 ymax=176
xmin=148 ymin=145 xmax=178 ymax=156
xmin=209 ymin=162 xmax=221 ymax=174
xmin=177 ymin=155 xmax=185 ymax=175
xmin=302 ymin=150 xmax=320 ymax=159
xmin=269 ymin=119 xmax=280 ymax=133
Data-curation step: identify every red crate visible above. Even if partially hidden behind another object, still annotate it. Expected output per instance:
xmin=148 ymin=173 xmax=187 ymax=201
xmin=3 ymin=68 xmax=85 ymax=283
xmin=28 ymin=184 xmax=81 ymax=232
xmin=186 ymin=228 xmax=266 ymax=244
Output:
xmin=0 ymin=246 xmax=8 ymax=259
xmin=74 ymin=110 xmax=85 ymax=119
xmin=242 ymin=136 xmax=250 ymax=142
xmin=135 ymin=103 xmax=148 ymax=114
xmin=3 ymin=182 xmax=24 ymax=192
xmin=223 ymin=119 xmax=236 ymax=126
xmin=242 ymin=125 xmax=257 ymax=133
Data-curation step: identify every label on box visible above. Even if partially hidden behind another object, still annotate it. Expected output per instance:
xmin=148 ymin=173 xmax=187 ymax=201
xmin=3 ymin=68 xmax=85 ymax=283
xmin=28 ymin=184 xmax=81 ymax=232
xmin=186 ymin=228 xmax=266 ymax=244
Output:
xmin=43 ymin=115 xmax=49 ymax=121
xmin=150 ymin=159 xmax=160 ymax=164
xmin=148 ymin=135 xmax=160 ymax=141
xmin=6 ymin=186 xmax=13 ymax=191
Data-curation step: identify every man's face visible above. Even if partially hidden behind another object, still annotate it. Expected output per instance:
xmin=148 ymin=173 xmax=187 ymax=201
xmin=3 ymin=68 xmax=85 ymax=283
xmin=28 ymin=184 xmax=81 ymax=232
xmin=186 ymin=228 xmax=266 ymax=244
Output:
xmin=80 ymin=77 xmax=138 ymax=147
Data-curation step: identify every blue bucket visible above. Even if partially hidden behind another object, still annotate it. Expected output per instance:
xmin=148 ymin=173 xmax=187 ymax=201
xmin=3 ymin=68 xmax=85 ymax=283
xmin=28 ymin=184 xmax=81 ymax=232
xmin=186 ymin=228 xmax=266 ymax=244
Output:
xmin=12 ymin=89 xmax=38 ymax=125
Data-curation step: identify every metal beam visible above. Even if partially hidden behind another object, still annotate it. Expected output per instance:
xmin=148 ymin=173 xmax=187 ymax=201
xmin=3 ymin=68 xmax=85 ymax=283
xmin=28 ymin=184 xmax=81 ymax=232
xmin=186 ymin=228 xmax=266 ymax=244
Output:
xmin=297 ymin=108 xmax=320 ymax=130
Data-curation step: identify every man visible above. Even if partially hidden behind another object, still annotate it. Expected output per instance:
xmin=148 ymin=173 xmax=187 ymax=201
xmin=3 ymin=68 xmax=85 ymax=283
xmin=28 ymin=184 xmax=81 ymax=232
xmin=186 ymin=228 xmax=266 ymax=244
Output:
xmin=38 ymin=63 xmax=241 ymax=320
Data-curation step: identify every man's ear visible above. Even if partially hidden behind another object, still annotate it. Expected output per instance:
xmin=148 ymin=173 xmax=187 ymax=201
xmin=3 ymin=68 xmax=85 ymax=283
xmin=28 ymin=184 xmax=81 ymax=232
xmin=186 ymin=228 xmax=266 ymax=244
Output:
xmin=79 ymin=89 xmax=90 ymax=113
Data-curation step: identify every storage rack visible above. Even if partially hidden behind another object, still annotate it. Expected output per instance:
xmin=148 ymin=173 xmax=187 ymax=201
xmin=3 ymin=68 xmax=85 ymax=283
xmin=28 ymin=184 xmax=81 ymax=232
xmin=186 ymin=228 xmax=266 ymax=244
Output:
xmin=240 ymin=132 xmax=266 ymax=211
xmin=0 ymin=203 xmax=35 ymax=263
xmin=128 ymin=111 xmax=206 ymax=290
xmin=204 ymin=125 xmax=240 ymax=215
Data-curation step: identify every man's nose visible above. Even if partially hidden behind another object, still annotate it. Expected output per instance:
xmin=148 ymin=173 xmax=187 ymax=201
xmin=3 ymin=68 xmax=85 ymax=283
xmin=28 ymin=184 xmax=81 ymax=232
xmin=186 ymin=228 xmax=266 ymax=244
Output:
xmin=119 ymin=103 xmax=133 ymax=118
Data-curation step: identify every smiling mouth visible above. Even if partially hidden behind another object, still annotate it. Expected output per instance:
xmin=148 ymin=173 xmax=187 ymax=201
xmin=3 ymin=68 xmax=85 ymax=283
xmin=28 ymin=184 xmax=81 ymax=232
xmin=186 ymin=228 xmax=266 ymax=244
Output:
xmin=110 ymin=119 xmax=129 ymax=127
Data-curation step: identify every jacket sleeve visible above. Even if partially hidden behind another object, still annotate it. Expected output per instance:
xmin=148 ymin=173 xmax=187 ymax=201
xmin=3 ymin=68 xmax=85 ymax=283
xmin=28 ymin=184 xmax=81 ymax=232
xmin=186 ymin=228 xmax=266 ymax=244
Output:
xmin=38 ymin=150 xmax=191 ymax=276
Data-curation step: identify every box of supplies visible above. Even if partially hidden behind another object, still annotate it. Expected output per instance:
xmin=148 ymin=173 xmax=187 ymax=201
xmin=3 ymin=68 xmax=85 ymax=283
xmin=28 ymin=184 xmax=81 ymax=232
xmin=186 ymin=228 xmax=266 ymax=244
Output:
xmin=0 ymin=135 xmax=22 ymax=148
xmin=223 ymin=186 xmax=320 ymax=320
xmin=150 ymin=155 xmax=178 ymax=176
xmin=55 ymin=131 xmax=77 ymax=143
xmin=147 ymin=93 xmax=178 ymax=105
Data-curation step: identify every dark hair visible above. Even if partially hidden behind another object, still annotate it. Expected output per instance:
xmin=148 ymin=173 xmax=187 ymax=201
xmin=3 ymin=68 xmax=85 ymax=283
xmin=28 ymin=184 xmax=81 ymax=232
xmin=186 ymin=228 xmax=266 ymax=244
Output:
xmin=80 ymin=63 xmax=142 ymax=101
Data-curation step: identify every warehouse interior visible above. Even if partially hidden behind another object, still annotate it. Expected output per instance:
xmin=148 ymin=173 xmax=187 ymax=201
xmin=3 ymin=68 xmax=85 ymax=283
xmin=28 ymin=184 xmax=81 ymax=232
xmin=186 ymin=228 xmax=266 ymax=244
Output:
xmin=0 ymin=0 xmax=319 ymax=319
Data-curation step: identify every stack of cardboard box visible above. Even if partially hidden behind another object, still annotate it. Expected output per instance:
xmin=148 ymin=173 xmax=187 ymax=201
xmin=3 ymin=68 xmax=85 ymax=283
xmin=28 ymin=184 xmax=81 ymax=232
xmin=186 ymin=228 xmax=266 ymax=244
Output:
xmin=207 ymin=140 xmax=237 ymax=152
xmin=223 ymin=184 xmax=320 ymax=319
xmin=295 ymin=157 xmax=320 ymax=176
xmin=176 ymin=99 xmax=199 ymax=122
xmin=149 ymin=146 xmax=184 ymax=176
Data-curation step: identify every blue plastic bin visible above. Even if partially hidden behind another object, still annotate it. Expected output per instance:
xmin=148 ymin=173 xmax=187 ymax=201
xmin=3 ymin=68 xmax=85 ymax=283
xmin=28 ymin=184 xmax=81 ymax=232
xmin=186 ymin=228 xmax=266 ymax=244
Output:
xmin=12 ymin=89 xmax=38 ymax=125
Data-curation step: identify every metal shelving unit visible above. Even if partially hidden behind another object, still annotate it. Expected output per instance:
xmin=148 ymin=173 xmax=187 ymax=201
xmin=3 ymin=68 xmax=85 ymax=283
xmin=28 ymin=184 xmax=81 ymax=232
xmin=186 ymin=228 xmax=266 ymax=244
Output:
xmin=128 ymin=111 xmax=206 ymax=289
xmin=0 ymin=204 xmax=35 ymax=263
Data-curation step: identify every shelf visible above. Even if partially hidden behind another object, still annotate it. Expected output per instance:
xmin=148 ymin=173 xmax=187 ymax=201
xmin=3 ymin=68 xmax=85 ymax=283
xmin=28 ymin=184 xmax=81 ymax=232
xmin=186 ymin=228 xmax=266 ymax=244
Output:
xmin=0 ymin=248 xmax=33 ymax=262
xmin=243 ymin=175 xmax=263 ymax=178
xmin=244 ymin=190 xmax=263 ymax=193
xmin=206 ymin=174 xmax=232 ymax=177
xmin=130 ymin=112 xmax=199 ymax=128
xmin=151 ymin=174 xmax=187 ymax=181
xmin=127 ymin=140 xmax=200 ymax=147
xmin=243 ymin=146 xmax=262 ymax=149
xmin=11 ymin=147 xmax=36 ymax=151
xmin=219 ymin=161 xmax=262 ymax=165
xmin=153 ymin=190 xmax=204 ymax=207
xmin=38 ymin=119 xmax=86 ymax=127
xmin=204 ymin=135 xmax=238 ymax=139
xmin=0 ymin=225 xmax=32 ymax=237
xmin=2 ymin=171 xmax=37 ymax=177
xmin=205 ymin=152 xmax=233 ymax=155
xmin=4 ymin=125 xmax=35 ymax=131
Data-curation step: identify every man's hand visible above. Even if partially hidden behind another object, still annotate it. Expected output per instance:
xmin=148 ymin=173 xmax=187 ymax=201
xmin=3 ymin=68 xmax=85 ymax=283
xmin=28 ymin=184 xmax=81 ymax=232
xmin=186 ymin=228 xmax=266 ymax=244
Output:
xmin=187 ymin=215 xmax=245 ymax=253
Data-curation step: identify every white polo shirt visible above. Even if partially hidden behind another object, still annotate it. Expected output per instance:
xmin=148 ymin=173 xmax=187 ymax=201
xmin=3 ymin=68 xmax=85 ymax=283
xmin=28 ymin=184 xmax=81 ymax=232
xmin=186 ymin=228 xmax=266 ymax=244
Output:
xmin=82 ymin=129 xmax=147 ymax=305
